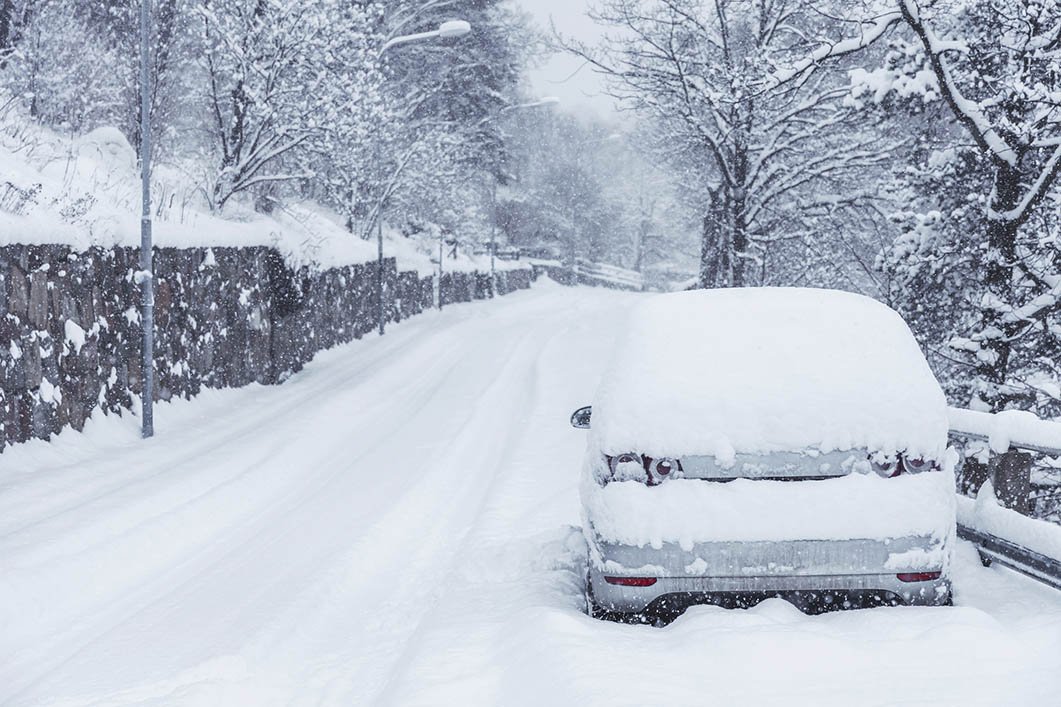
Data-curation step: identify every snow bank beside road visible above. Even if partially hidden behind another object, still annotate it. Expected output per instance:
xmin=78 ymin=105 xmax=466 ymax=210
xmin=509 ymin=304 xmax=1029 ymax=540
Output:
xmin=0 ymin=121 xmax=521 ymax=275
xmin=590 ymin=288 xmax=949 ymax=461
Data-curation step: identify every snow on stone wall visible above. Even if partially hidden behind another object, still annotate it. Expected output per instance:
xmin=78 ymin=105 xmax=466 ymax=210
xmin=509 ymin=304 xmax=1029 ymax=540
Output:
xmin=0 ymin=244 xmax=532 ymax=449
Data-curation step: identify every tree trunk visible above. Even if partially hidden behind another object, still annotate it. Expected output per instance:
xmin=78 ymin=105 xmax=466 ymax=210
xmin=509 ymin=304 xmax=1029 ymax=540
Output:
xmin=977 ymin=163 xmax=1022 ymax=411
xmin=0 ymin=0 xmax=14 ymax=64
xmin=633 ymin=198 xmax=648 ymax=273
xmin=730 ymin=140 xmax=750 ymax=287
xmin=991 ymin=449 xmax=1032 ymax=513
xmin=699 ymin=188 xmax=726 ymax=289
xmin=731 ymin=192 xmax=747 ymax=287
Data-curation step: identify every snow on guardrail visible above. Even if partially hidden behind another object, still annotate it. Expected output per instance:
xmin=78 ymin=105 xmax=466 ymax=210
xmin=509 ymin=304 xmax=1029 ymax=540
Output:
xmin=956 ymin=484 xmax=1061 ymax=590
xmin=958 ymin=484 xmax=1061 ymax=562
xmin=948 ymin=407 xmax=1061 ymax=456
xmin=948 ymin=407 xmax=1061 ymax=590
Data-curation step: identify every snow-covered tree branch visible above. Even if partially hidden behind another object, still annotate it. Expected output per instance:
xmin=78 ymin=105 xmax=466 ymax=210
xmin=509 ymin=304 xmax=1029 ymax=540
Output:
xmin=565 ymin=0 xmax=901 ymax=288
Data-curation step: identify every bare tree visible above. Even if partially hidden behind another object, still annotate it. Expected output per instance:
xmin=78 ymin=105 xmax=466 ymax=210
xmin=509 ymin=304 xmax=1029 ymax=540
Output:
xmin=196 ymin=0 xmax=380 ymax=211
xmin=564 ymin=0 xmax=899 ymax=288
xmin=0 ymin=0 xmax=16 ymax=64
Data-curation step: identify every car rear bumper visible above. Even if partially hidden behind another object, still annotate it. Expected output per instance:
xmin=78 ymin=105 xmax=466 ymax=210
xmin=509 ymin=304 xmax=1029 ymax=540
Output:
xmin=588 ymin=536 xmax=952 ymax=613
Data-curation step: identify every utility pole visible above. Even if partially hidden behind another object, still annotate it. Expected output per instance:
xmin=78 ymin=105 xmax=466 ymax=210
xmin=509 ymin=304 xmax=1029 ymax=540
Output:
xmin=377 ymin=217 xmax=385 ymax=335
xmin=489 ymin=179 xmax=497 ymax=297
xmin=437 ymin=229 xmax=444 ymax=310
xmin=139 ymin=0 xmax=154 ymax=438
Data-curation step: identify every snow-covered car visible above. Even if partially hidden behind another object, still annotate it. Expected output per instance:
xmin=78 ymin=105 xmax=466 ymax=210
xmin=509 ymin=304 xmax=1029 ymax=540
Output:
xmin=574 ymin=288 xmax=956 ymax=621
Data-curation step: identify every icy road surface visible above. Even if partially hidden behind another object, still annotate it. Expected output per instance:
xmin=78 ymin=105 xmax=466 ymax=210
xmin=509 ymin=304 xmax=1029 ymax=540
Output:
xmin=2 ymin=283 xmax=1060 ymax=707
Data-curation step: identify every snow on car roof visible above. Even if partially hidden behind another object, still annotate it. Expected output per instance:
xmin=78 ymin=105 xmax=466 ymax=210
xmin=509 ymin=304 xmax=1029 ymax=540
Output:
xmin=590 ymin=287 xmax=948 ymax=461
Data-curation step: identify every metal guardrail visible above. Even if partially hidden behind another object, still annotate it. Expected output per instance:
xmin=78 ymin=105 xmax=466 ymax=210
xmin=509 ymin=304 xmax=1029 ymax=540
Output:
xmin=948 ymin=407 xmax=1061 ymax=456
xmin=948 ymin=407 xmax=1061 ymax=590
xmin=957 ymin=523 xmax=1061 ymax=591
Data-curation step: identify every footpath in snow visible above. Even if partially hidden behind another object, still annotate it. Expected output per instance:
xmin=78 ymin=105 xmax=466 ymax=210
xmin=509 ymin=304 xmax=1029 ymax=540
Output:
xmin=1 ymin=283 xmax=1060 ymax=707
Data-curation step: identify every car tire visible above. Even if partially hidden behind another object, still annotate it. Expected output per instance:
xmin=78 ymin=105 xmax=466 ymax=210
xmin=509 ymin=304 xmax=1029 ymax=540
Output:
xmin=588 ymin=599 xmax=649 ymax=624
xmin=586 ymin=595 xmax=609 ymax=619
xmin=585 ymin=577 xmax=615 ymax=619
xmin=585 ymin=575 xmax=649 ymax=623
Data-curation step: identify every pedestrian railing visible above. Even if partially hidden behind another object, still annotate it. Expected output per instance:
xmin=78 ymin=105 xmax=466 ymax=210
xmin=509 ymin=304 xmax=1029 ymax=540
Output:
xmin=574 ymin=260 xmax=644 ymax=291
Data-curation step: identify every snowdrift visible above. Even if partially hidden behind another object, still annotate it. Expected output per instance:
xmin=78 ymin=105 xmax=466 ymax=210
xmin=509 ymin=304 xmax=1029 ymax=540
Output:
xmin=0 ymin=117 xmax=520 ymax=276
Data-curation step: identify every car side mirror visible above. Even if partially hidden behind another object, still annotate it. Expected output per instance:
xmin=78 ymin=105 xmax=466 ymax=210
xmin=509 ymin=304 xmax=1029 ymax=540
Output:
xmin=570 ymin=405 xmax=592 ymax=429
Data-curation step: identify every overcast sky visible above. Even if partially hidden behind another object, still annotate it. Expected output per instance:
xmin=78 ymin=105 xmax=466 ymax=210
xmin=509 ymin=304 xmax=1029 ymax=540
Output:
xmin=514 ymin=0 xmax=619 ymax=120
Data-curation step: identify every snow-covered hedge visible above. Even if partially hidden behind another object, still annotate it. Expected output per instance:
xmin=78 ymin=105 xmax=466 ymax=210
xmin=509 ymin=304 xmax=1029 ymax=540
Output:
xmin=0 ymin=244 xmax=532 ymax=450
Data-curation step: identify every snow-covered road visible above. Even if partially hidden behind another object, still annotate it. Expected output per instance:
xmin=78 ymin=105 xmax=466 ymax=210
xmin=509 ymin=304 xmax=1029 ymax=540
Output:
xmin=2 ymin=283 xmax=1060 ymax=707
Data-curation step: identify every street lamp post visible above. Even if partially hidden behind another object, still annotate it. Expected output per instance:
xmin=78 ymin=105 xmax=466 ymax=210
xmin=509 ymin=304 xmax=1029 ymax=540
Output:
xmin=489 ymin=177 xmax=498 ymax=297
xmin=139 ymin=0 xmax=154 ymax=438
xmin=437 ymin=228 xmax=444 ymax=310
xmin=487 ymin=96 xmax=559 ymax=297
xmin=564 ymin=131 xmax=623 ymax=287
xmin=375 ymin=20 xmax=471 ymax=336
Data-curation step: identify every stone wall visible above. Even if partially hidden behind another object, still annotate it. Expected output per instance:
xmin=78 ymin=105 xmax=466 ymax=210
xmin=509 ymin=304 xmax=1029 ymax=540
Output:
xmin=438 ymin=269 xmax=532 ymax=306
xmin=0 ymin=244 xmax=533 ymax=450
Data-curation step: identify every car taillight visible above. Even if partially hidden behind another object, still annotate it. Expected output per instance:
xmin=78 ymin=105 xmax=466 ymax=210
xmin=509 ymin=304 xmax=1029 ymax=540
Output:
xmin=646 ymin=457 xmax=681 ymax=485
xmin=611 ymin=452 xmax=642 ymax=468
xmin=603 ymin=454 xmax=682 ymax=486
xmin=871 ymin=455 xmax=902 ymax=478
xmin=897 ymin=571 xmax=942 ymax=582
xmin=606 ymin=452 xmax=646 ymax=483
xmin=604 ymin=576 xmax=658 ymax=587
xmin=902 ymin=457 xmax=938 ymax=473
xmin=869 ymin=453 xmax=939 ymax=477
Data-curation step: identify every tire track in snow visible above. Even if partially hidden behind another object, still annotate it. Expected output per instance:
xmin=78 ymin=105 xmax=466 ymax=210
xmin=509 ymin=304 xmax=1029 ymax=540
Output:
xmin=0 ymin=317 xmax=474 ymax=540
xmin=371 ymin=303 xmax=630 ymax=707
xmin=1 ymin=288 xmax=612 ymax=706
xmin=236 ymin=316 xmax=565 ymax=704
xmin=0 ymin=327 xmax=479 ymax=702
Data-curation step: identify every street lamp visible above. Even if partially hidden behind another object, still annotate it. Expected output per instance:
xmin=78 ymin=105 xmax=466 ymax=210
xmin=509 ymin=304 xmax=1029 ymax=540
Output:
xmin=487 ymin=96 xmax=560 ymax=297
xmin=503 ymin=96 xmax=560 ymax=112
xmin=375 ymin=20 xmax=471 ymax=335
xmin=138 ymin=0 xmax=154 ymax=438
xmin=564 ymin=131 xmax=623 ymax=286
xmin=381 ymin=19 xmax=471 ymax=52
